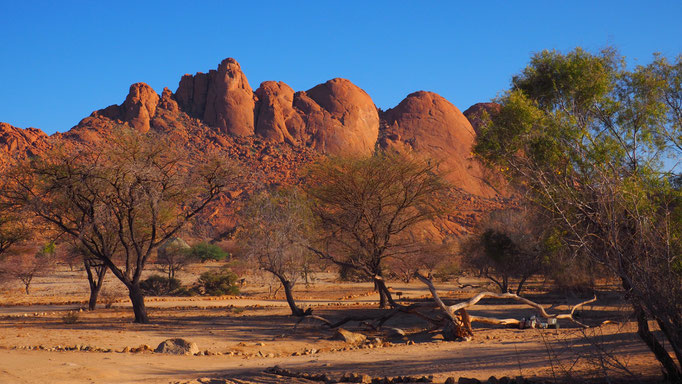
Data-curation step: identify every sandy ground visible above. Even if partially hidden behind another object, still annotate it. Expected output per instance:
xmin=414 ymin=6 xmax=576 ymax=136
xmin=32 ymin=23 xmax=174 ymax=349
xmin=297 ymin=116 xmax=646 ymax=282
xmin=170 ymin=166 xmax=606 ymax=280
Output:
xmin=0 ymin=265 xmax=666 ymax=383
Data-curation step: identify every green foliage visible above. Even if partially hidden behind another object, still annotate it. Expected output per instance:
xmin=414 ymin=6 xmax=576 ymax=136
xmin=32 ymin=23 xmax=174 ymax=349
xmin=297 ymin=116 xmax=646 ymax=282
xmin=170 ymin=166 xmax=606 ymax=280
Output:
xmin=475 ymin=47 xmax=682 ymax=377
xmin=140 ymin=275 xmax=182 ymax=296
xmin=188 ymin=242 xmax=229 ymax=262
xmin=40 ymin=242 xmax=56 ymax=257
xmin=432 ymin=262 xmax=460 ymax=282
xmin=195 ymin=269 xmax=240 ymax=296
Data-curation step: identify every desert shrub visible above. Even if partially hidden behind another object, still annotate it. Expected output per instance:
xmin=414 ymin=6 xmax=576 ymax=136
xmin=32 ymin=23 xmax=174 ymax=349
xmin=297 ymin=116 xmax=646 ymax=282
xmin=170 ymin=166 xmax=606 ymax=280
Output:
xmin=195 ymin=269 xmax=240 ymax=296
xmin=98 ymin=288 xmax=122 ymax=309
xmin=433 ymin=262 xmax=460 ymax=282
xmin=188 ymin=242 xmax=230 ymax=262
xmin=62 ymin=311 xmax=80 ymax=324
xmin=140 ymin=275 xmax=182 ymax=296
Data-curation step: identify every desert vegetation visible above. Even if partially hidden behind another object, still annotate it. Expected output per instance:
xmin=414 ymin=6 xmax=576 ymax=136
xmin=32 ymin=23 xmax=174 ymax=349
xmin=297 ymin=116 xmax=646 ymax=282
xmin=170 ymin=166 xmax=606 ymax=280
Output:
xmin=0 ymin=48 xmax=679 ymax=383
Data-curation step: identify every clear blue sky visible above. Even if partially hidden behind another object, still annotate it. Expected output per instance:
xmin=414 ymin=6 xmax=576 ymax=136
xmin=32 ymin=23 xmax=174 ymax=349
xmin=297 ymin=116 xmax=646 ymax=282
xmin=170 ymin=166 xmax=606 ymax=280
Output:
xmin=1 ymin=1 xmax=681 ymax=135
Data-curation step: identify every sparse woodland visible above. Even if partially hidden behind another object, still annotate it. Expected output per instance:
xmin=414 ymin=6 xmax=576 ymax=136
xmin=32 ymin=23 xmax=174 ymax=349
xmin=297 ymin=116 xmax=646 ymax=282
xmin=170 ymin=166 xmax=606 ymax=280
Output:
xmin=0 ymin=48 xmax=680 ymax=382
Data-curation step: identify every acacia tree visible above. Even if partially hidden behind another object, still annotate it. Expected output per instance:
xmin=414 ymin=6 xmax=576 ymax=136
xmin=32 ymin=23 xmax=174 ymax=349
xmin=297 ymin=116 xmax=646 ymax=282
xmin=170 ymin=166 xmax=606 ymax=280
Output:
xmin=0 ymin=242 xmax=55 ymax=294
xmin=4 ymin=131 xmax=241 ymax=323
xmin=475 ymin=48 xmax=682 ymax=380
xmin=156 ymin=237 xmax=193 ymax=281
xmin=461 ymin=207 xmax=548 ymax=294
xmin=239 ymin=188 xmax=315 ymax=316
xmin=304 ymin=152 xmax=451 ymax=308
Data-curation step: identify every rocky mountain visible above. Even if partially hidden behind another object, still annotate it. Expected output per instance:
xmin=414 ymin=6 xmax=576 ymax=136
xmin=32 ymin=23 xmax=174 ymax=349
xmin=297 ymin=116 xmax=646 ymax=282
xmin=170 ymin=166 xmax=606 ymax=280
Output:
xmin=0 ymin=58 xmax=508 ymax=238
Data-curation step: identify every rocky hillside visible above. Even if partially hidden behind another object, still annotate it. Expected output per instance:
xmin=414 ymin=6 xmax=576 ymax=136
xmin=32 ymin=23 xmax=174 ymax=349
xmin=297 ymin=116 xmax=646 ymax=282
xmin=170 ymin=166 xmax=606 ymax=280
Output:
xmin=0 ymin=58 xmax=508 ymax=238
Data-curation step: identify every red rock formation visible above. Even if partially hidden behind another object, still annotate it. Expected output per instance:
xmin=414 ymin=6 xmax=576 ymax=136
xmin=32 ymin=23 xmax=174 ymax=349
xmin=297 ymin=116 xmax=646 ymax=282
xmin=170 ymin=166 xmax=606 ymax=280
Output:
xmin=463 ymin=102 xmax=501 ymax=134
xmin=380 ymin=91 xmax=495 ymax=197
xmin=254 ymin=81 xmax=305 ymax=145
xmin=0 ymin=122 xmax=49 ymax=158
xmin=293 ymin=78 xmax=379 ymax=156
xmin=0 ymin=57 xmax=509 ymax=238
xmin=121 ymin=83 xmax=160 ymax=133
xmin=253 ymin=78 xmax=379 ymax=156
xmin=176 ymin=58 xmax=255 ymax=136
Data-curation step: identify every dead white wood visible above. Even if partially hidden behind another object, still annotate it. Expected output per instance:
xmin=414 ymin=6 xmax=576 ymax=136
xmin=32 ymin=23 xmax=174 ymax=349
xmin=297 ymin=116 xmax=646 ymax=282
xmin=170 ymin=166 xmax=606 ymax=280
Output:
xmin=415 ymin=272 xmax=596 ymax=328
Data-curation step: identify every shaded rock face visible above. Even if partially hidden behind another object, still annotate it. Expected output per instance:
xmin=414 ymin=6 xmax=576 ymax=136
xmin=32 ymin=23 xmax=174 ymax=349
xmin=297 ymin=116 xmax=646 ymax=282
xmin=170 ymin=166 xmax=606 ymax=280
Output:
xmin=155 ymin=338 xmax=199 ymax=355
xmin=0 ymin=122 xmax=49 ymax=158
xmin=380 ymin=91 xmax=495 ymax=196
xmin=295 ymin=78 xmax=379 ymax=156
xmin=254 ymin=81 xmax=305 ymax=145
xmin=176 ymin=58 xmax=255 ymax=136
xmin=463 ymin=102 xmax=501 ymax=134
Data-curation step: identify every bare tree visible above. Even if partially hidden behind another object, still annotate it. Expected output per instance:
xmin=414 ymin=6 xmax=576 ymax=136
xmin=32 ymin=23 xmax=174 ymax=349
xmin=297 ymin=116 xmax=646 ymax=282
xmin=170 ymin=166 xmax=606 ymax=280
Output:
xmin=0 ymin=242 xmax=55 ymax=294
xmin=4 ymin=130 xmax=241 ymax=323
xmin=304 ymin=152 xmax=452 ymax=308
xmin=239 ymin=188 xmax=315 ymax=316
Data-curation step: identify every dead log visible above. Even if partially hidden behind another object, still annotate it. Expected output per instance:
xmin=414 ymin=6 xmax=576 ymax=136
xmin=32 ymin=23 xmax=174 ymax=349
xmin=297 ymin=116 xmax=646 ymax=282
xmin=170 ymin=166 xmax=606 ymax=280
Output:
xmin=415 ymin=272 xmax=597 ymax=340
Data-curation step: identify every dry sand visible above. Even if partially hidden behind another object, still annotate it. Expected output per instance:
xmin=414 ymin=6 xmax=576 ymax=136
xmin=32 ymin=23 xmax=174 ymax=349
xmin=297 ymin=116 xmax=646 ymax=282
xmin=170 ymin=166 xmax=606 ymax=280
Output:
xmin=0 ymin=266 xmax=665 ymax=383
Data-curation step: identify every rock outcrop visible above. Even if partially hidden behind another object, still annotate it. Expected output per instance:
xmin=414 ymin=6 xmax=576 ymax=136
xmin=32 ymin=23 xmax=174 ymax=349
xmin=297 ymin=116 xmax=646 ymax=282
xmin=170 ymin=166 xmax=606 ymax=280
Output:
xmin=293 ymin=78 xmax=379 ymax=156
xmin=176 ymin=58 xmax=255 ymax=136
xmin=254 ymin=81 xmax=305 ymax=145
xmin=0 ymin=122 xmax=49 ymax=158
xmin=380 ymin=91 xmax=495 ymax=196
xmin=121 ymin=83 xmax=160 ymax=133
xmin=1 ymin=57 xmax=509 ymax=238
xmin=463 ymin=102 xmax=501 ymax=134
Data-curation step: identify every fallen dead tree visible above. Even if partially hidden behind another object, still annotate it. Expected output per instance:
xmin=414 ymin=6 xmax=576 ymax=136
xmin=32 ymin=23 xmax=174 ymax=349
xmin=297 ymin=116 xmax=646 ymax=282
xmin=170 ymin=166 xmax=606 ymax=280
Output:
xmin=415 ymin=272 xmax=599 ymax=340
xmin=292 ymin=273 xmax=603 ymax=342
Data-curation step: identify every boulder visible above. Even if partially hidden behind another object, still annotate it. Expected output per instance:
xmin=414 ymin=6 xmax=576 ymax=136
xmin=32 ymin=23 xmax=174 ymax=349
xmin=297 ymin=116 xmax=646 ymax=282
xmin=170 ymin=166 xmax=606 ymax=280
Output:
xmin=332 ymin=328 xmax=367 ymax=344
xmin=458 ymin=378 xmax=481 ymax=384
xmin=380 ymin=91 xmax=496 ymax=197
xmin=293 ymin=78 xmax=379 ymax=155
xmin=121 ymin=83 xmax=160 ymax=133
xmin=254 ymin=81 xmax=305 ymax=145
xmin=463 ymin=102 xmax=501 ymax=134
xmin=154 ymin=338 xmax=199 ymax=355
xmin=0 ymin=122 xmax=48 ymax=158
xmin=176 ymin=58 xmax=255 ymax=136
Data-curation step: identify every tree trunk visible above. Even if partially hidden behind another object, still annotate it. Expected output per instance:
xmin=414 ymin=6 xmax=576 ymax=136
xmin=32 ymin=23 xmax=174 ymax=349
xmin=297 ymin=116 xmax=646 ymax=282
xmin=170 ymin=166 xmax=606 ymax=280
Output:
xmin=84 ymin=259 xmax=107 ymax=311
xmin=635 ymin=304 xmax=681 ymax=381
xmin=516 ymin=275 xmax=529 ymax=295
xmin=127 ymin=284 xmax=149 ymax=324
xmin=374 ymin=277 xmax=396 ymax=308
xmin=280 ymin=278 xmax=305 ymax=317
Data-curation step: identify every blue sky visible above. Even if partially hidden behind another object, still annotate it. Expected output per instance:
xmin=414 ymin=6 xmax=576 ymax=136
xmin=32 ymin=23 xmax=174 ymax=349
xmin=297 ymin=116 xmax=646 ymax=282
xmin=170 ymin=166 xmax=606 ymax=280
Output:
xmin=1 ymin=1 xmax=681 ymax=135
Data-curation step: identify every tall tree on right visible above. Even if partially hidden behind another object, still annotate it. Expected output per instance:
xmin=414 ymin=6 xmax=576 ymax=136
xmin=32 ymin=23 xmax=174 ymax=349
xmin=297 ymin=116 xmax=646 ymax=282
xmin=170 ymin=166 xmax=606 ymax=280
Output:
xmin=475 ymin=48 xmax=682 ymax=380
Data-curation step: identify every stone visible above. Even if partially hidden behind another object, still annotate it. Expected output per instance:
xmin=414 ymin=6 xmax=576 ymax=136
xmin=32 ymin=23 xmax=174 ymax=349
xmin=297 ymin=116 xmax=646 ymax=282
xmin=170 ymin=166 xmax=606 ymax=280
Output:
xmin=458 ymin=378 xmax=481 ymax=384
xmin=463 ymin=102 xmax=501 ymax=134
xmin=294 ymin=78 xmax=379 ymax=156
xmin=380 ymin=91 xmax=496 ymax=197
xmin=254 ymin=81 xmax=305 ymax=145
xmin=332 ymin=328 xmax=367 ymax=344
xmin=445 ymin=378 xmax=456 ymax=384
xmin=154 ymin=338 xmax=199 ymax=355
xmin=176 ymin=58 xmax=255 ymax=136
xmin=0 ymin=122 xmax=48 ymax=158
xmin=121 ymin=82 xmax=159 ymax=133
